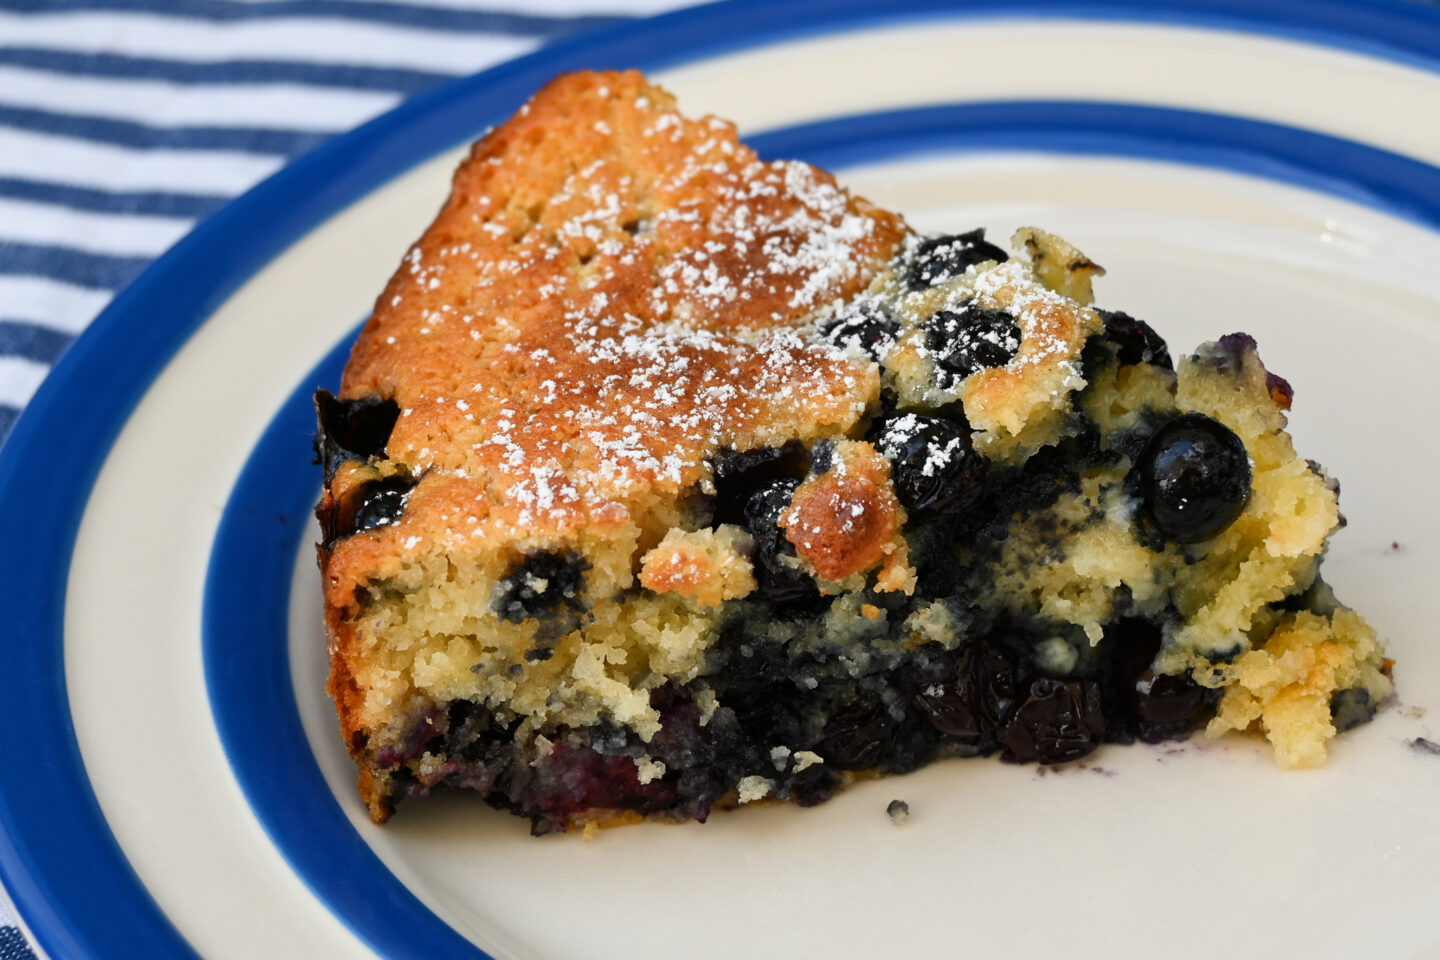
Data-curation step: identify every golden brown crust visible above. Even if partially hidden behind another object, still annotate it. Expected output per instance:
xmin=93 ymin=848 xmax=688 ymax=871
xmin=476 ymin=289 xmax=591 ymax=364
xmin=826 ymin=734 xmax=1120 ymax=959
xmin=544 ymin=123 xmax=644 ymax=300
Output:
xmin=960 ymin=261 xmax=1101 ymax=441
xmin=783 ymin=442 xmax=904 ymax=582
xmin=321 ymin=68 xmax=902 ymax=618
xmin=317 ymin=543 xmax=392 ymax=820
xmin=637 ymin=527 xmax=756 ymax=606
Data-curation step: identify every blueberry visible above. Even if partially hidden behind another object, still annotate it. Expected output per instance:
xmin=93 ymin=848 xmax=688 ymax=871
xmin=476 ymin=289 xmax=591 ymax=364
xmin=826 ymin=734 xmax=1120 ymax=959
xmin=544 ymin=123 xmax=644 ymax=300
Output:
xmin=1131 ymin=668 xmax=1206 ymax=725
xmin=790 ymin=764 xmax=845 ymax=807
xmin=352 ymin=475 xmax=414 ymax=532
xmin=1266 ymin=371 xmax=1294 ymax=410
xmin=808 ymin=439 xmax=836 ymax=477
xmin=314 ymin=389 xmax=400 ymax=481
xmin=1097 ymin=309 xmax=1172 ymax=369
xmin=493 ymin=550 xmax=589 ymax=623
xmin=1331 ymin=687 xmax=1377 ymax=733
xmin=1102 ymin=617 xmax=1207 ymax=735
xmin=997 ymin=678 xmax=1105 ymax=764
xmin=906 ymin=229 xmax=1009 ymax=290
xmin=884 ymin=719 xmax=942 ymax=774
xmin=740 ymin=478 xmax=820 ymax=605
xmin=1136 ymin=413 xmax=1252 ymax=543
xmin=873 ymin=412 xmax=987 ymax=516
xmin=923 ymin=303 xmax=1021 ymax=382
xmin=819 ymin=304 xmax=899 ymax=360
xmin=817 ymin=702 xmax=896 ymax=770
xmin=913 ymin=675 xmax=982 ymax=740
xmin=542 ymin=742 xmax=678 ymax=817
xmin=711 ymin=441 xmax=809 ymax=527
xmin=743 ymin=477 xmax=799 ymax=532
xmin=913 ymin=638 xmax=1018 ymax=743
xmin=324 ymin=472 xmax=416 ymax=543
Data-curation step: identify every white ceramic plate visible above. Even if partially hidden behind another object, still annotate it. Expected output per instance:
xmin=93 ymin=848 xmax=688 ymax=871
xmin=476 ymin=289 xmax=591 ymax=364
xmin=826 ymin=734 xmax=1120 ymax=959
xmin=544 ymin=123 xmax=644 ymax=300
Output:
xmin=4 ymin=3 xmax=1440 ymax=958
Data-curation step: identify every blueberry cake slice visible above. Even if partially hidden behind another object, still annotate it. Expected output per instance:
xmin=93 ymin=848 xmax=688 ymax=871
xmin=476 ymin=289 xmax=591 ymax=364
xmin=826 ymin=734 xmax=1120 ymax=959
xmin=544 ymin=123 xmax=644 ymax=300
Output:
xmin=315 ymin=71 xmax=1391 ymax=832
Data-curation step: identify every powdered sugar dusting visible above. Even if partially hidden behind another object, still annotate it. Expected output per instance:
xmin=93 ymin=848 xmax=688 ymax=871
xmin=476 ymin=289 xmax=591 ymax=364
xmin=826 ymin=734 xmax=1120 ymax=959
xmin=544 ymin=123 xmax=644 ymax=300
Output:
xmin=347 ymin=74 xmax=903 ymax=537
xmin=877 ymin=413 xmax=965 ymax=478
xmin=972 ymin=261 xmax=1082 ymax=373
xmin=340 ymin=74 xmax=1099 ymax=552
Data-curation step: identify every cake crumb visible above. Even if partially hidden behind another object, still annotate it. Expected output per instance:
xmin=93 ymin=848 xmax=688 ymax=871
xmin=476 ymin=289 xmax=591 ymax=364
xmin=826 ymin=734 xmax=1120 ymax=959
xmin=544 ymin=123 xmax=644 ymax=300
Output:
xmin=694 ymin=688 xmax=718 ymax=726
xmin=583 ymin=820 xmax=600 ymax=842
xmin=737 ymin=776 xmax=774 ymax=803
xmin=792 ymin=750 xmax=823 ymax=772
xmin=886 ymin=799 xmax=910 ymax=825
xmin=634 ymin=756 xmax=667 ymax=784
xmin=860 ymin=603 xmax=883 ymax=621
xmin=1408 ymin=737 xmax=1440 ymax=756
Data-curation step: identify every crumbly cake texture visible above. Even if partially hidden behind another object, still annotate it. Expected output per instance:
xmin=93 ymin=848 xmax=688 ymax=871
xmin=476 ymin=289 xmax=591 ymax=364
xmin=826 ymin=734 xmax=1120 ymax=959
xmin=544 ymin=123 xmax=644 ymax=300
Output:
xmin=315 ymin=71 xmax=1391 ymax=831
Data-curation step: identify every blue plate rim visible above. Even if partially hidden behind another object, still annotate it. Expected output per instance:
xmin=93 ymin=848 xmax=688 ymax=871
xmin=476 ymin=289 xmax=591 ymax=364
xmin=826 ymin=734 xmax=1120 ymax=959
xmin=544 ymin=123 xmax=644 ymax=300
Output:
xmin=5 ymin=0 xmax=1440 ymax=957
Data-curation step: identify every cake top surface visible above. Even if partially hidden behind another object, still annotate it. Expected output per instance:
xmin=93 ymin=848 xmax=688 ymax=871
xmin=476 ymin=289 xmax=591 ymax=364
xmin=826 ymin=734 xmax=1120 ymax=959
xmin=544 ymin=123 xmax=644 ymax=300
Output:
xmin=323 ymin=70 xmax=1099 ymax=607
xmin=338 ymin=71 xmax=902 ymax=541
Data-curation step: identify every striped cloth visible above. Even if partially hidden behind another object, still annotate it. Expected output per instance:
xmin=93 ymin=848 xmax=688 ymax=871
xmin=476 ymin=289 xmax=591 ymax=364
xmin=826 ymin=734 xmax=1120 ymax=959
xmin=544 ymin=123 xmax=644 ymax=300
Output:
xmin=0 ymin=1 xmax=684 ymax=954
xmin=0 ymin=0 xmax=686 ymax=444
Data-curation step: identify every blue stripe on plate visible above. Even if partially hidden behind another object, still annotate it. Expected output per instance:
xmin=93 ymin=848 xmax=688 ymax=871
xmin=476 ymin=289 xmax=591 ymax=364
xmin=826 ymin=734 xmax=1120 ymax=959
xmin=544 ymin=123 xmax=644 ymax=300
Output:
xmin=1 ymin=0 xmax=632 ymax=36
xmin=0 ymin=104 xmax=330 ymax=156
xmin=0 ymin=322 xmax=74 ymax=367
xmin=0 ymin=176 xmax=227 ymax=219
xmin=4 ymin=2 xmax=1440 ymax=958
xmin=202 ymin=101 xmax=1440 ymax=957
xmin=0 ymin=243 xmax=150 ymax=291
xmin=207 ymin=331 xmax=490 ymax=959
xmin=0 ymin=48 xmax=457 ymax=95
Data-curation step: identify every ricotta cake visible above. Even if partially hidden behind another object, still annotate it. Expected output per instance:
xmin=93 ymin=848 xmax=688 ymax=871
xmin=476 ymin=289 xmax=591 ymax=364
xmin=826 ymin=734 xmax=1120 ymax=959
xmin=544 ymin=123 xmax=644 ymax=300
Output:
xmin=314 ymin=70 xmax=1391 ymax=832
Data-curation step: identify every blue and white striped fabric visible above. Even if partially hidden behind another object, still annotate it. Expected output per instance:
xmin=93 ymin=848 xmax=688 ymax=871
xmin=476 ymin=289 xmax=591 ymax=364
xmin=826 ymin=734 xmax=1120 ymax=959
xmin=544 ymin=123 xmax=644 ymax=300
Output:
xmin=0 ymin=0 xmax=683 ymax=954
xmin=0 ymin=0 xmax=687 ymax=447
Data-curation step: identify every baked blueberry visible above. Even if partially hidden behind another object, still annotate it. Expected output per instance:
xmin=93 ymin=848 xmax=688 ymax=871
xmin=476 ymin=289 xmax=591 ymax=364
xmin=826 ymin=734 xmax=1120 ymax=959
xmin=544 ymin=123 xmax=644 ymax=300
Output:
xmin=914 ymin=674 xmax=983 ymax=740
xmin=1131 ymin=668 xmax=1207 ymax=725
xmin=325 ymin=472 xmax=415 ymax=543
xmin=314 ymin=389 xmax=400 ymax=480
xmin=494 ymin=550 xmax=589 ymax=623
xmin=873 ymin=412 xmax=987 ymax=516
xmin=906 ymin=229 xmax=1009 ymax=290
xmin=1331 ymin=688 xmax=1377 ymax=733
xmin=998 ymin=678 xmax=1105 ymax=764
xmin=819 ymin=304 xmax=899 ymax=360
xmin=742 ymin=478 xmax=819 ymax=605
xmin=711 ymin=440 xmax=809 ymax=526
xmin=1136 ymin=413 xmax=1252 ymax=543
xmin=1097 ymin=309 xmax=1172 ymax=369
xmin=818 ymin=702 xmax=897 ymax=770
xmin=924 ymin=303 xmax=1021 ymax=382
xmin=352 ymin=476 xmax=413 ymax=532
xmin=913 ymin=638 xmax=1018 ymax=744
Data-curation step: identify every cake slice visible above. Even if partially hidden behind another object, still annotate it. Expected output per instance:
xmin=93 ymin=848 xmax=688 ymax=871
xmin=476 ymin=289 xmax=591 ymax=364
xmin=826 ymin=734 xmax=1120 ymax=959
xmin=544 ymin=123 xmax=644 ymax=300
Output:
xmin=314 ymin=70 xmax=1391 ymax=832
